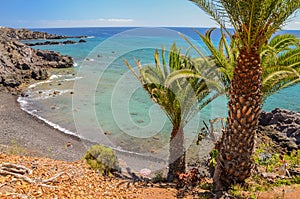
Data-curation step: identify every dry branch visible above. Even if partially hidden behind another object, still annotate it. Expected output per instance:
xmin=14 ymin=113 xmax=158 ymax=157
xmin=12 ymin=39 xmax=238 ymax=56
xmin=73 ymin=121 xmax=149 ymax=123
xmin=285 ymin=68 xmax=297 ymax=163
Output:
xmin=42 ymin=172 xmax=71 ymax=183
xmin=0 ymin=163 xmax=70 ymax=188
xmin=0 ymin=169 xmax=34 ymax=184
xmin=0 ymin=162 xmax=32 ymax=175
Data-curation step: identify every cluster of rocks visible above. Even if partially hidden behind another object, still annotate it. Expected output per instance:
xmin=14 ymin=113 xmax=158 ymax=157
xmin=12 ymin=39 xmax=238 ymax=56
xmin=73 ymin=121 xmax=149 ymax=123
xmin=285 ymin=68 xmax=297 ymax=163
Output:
xmin=0 ymin=27 xmax=75 ymax=92
xmin=259 ymin=108 xmax=300 ymax=151
xmin=26 ymin=39 xmax=86 ymax=47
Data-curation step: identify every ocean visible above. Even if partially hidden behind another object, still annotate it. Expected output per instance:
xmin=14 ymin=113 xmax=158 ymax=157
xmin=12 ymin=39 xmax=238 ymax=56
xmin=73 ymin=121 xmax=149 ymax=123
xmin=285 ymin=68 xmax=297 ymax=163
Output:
xmin=18 ymin=27 xmax=300 ymax=158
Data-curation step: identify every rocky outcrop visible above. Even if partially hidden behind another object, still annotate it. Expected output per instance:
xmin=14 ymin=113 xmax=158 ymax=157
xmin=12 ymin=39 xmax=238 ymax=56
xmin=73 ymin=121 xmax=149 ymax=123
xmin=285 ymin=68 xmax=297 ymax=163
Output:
xmin=259 ymin=108 xmax=300 ymax=151
xmin=35 ymin=50 xmax=73 ymax=68
xmin=26 ymin=40 xmax=78 ymax=46
xmin=0 ymin=27 xmax=74 ymax=92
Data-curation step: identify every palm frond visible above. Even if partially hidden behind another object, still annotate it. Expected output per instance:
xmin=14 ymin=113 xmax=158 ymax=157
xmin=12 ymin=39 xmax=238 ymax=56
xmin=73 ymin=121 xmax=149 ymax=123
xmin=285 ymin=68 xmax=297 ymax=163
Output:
xmin=161 ymin=46 xmax=169 ymax=78
xmin=141 ymin=66 xmax=164 ymax=86
xmin=179 ymin=32 xmax=210 ymax=64
xmin=268 ymin=34 xmax=300 ymax=50
xmin=123 ymin=58 xmax=140 ymax=80
xmin=262 ymin=66 xmax=299 ymax=84
xmin=189 ymin=0 xmax=228 ymax=31
xmin=198 ymin=92 xmax=221 ymax=110
xmin=278 ymin=48 xmax=300 ymax=67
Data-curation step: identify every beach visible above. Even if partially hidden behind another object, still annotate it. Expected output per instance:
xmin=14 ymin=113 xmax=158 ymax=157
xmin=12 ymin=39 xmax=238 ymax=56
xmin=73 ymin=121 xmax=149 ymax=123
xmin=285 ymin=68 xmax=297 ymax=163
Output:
xmin=0 ymin=91 xmax=171 ymax=175
xmin=0 ymin=92 xmax=87 ymax=161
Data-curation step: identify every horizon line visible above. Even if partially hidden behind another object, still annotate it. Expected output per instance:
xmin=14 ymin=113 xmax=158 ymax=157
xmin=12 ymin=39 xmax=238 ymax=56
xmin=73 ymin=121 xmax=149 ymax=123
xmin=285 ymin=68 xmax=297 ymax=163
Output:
xmin=4 ymin=25 xmax=300 ymax=31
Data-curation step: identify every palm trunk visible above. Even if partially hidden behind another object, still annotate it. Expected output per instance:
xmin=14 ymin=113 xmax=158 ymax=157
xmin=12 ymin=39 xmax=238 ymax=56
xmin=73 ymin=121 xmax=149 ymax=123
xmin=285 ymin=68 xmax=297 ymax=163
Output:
xmin=167 ymin=125 xmax=185 ymax=181
xmin=213 ymin=47 xmax=263 ymax=195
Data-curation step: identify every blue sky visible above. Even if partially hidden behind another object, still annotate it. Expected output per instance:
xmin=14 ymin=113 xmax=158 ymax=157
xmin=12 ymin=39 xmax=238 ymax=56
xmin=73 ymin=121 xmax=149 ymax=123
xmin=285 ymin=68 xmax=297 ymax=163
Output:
xmin=1 ymin=0 xmax=300 ymax=29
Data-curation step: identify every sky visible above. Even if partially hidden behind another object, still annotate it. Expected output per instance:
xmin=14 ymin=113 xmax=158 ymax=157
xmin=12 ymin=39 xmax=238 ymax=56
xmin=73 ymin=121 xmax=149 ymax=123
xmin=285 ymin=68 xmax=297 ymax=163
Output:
xmin=1 ymin=0 xmax=300 ymax=30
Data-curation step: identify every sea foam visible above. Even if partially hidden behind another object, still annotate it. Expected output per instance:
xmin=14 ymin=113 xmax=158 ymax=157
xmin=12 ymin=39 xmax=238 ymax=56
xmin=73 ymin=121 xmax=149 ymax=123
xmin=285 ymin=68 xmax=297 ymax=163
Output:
xmin=28 ymin=80 xmax=52 ymax=88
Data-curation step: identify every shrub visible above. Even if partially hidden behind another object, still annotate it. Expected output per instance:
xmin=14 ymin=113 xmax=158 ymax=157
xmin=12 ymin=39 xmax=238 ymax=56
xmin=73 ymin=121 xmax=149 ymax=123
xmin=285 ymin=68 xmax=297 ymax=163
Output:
xmin=84 ymin=144 xmax=119 ymax=176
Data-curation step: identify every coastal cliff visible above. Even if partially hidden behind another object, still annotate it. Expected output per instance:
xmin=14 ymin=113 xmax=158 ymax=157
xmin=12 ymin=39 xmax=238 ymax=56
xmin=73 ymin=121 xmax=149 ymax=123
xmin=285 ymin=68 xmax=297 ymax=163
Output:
xmin=0 ymin=27 xmax=74 ymax=92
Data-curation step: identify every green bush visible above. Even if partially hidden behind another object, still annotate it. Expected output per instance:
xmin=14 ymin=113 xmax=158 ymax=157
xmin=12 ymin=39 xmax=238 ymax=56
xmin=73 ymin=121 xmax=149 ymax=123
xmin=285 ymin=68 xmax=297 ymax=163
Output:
xmin=84 ymin=145 xmax=119 ymax=176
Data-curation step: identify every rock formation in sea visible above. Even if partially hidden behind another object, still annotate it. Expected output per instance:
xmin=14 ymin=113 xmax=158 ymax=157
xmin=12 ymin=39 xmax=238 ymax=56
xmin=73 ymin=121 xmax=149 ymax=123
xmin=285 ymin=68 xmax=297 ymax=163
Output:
xmin=0 ymin=27 xmax=74 ymax=93
xmin=25 ymin=40 xmax=78 ymax=46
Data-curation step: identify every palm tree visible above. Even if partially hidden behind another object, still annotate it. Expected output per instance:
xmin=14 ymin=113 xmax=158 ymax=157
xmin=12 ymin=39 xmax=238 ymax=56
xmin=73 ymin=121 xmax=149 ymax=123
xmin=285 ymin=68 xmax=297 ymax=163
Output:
xmin=124 ymin=44 xmax=223 ymax=181
xmin=189 ymin=0 xmax=300 ymax=194
xmin=185 ymin=28 xmax=300 ymax=100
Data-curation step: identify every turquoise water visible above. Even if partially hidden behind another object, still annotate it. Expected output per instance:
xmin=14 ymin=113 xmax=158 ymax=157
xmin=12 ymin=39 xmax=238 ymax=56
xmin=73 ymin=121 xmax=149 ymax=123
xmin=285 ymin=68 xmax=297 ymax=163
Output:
xmin=18 ymin=27 xmax=300 ymax=156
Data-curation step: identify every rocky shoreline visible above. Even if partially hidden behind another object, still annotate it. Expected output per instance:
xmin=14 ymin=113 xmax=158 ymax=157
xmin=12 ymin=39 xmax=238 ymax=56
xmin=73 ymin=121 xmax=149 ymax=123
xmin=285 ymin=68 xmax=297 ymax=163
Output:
xmin=0 ymin=27 xmax=89 ymax=159
xmin=0 ymin=27 xmax=78 ymax=93
xmin=1 ymin=26 xmax=87 ymax=40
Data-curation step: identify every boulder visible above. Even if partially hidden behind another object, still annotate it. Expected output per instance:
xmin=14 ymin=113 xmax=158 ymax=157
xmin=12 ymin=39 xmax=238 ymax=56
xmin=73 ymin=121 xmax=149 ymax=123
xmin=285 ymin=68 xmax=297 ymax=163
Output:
xmin=259 ymin=111 xmax=273 ymax=126
xmin=1 ymin=75 xmax=21 ymax=87
xmin=62 ymin=40 xmax=77 ymax=45
xmin=31 ymin=69 xmax=49 ymax=80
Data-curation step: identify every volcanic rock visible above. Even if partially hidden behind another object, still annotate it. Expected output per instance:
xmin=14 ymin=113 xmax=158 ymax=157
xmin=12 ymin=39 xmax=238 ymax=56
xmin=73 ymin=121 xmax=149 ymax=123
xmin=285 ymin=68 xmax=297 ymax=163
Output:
xmin=0 ymin=26 xmax=75 ymax=92
xmin=259 ymin=108 xmax=300 ymax=151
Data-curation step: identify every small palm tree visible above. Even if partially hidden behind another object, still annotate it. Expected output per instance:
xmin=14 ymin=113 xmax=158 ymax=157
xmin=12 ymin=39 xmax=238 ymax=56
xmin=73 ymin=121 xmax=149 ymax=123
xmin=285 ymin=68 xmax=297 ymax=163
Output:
xmin=124 ymin=44 xmax=223 ymax=181
xmin=189 ymin=0 xmax=300 ymax=194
